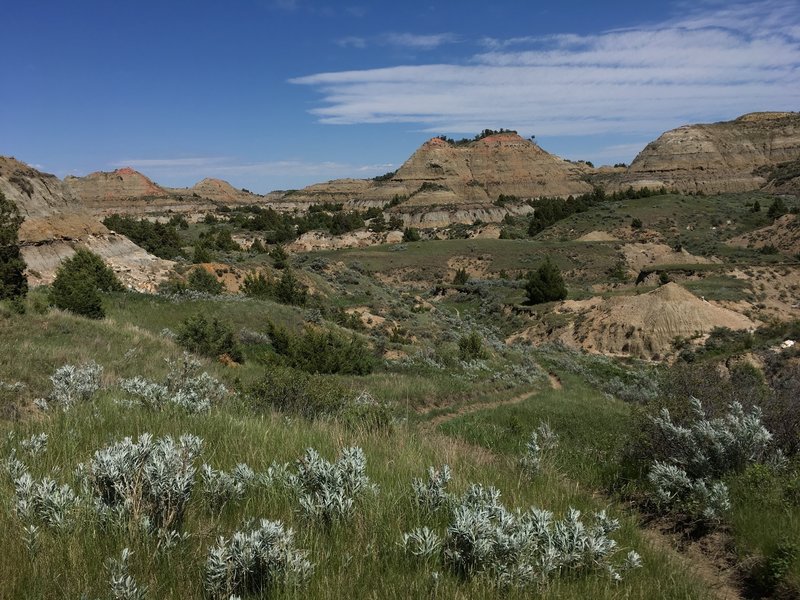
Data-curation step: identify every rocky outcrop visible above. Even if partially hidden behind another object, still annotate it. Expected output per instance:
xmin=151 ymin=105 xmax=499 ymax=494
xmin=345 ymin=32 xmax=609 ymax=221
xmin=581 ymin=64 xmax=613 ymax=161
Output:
xmin=602 ymin=112 xmax=800 ymax=194
xmin=66 ymin=167 xmax=169 ymax=202
xmin=0 ymin=157 xmax=173 ymax=291
xmin=65 ymin=169 xmax=268 ymax=217
xmin=168 ymin=178 xmax=265 ymax=206
xmin=727 ymin=213 xmax=800 ymax=256
xmin=271 ymin=179 xmax=379 ymax=211
xmin=276 ymin=132 xmax=591 ymax=225
xmin=379 ymin=133 xmax=592 ymax=205
xmin=561 ymin=283 xmax=756 ymax=360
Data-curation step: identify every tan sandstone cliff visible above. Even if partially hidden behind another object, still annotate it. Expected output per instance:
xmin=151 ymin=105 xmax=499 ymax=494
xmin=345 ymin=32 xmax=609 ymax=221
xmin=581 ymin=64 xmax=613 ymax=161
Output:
xmin=1 ymin=158 xmax=173 ymax=291
xmin=278 ymin=132 xmax=592 ymax=225
xmin=603 ymin=112 xmax=800 ymax=194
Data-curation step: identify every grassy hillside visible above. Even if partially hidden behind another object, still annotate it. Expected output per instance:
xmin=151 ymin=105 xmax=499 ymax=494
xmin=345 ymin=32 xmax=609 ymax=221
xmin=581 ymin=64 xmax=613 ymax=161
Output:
xmin=0 ymin=306 xmax=712 ymax=599
xmin=2 ymin=188 xmax=800 ymax=599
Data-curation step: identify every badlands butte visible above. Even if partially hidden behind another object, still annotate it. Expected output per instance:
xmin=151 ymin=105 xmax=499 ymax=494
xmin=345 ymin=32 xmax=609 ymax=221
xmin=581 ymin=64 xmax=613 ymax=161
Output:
xmin=2 ymin=110 xmax=800 ymax=361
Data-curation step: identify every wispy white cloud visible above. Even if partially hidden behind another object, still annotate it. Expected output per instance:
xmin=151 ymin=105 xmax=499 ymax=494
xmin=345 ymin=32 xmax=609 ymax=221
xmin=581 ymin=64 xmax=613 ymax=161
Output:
xmin=294 ymin=1 xmax=800 ymax=138
xmin=337 ymin=36 xmax=367 ymax=48
xmin=110 ymin=157 xmax=393 ymax=180
xmin=111 ymin=157 xmax=230 ymax=168
xmin=382 ymin=32 xmax=458 ymax=49
xmin=336 ymin=32 xmax=458 ymax=50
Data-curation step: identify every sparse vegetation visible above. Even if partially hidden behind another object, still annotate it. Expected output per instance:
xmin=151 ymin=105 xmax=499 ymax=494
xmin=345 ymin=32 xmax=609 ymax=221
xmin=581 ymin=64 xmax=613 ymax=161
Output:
xmin=102 ymin=215 xmax=184 ymax=259
xmin=177 ymin=314 xmax=244 ymax=363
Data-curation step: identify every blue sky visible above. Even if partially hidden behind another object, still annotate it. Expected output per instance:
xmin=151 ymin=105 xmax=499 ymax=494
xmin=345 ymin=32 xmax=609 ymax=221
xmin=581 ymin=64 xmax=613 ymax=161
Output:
xmin=2 ymin=0 xmax=798 ymax=192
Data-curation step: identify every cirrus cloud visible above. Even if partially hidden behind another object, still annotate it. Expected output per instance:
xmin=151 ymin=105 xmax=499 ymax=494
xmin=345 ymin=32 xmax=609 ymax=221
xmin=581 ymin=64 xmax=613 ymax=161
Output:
xmin=292 ymin=1 xmax=800 ymax=138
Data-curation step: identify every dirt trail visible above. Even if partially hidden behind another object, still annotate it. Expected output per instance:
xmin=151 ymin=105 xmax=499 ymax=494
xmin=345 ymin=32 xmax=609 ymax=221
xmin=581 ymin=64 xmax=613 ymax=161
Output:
xmin=420 ymin=373 xmax=563 ymax=428
xmin=416 ymin=371 xmax=745 ymax=600
xmin=641 ymin=527 xmax=743 ymax=600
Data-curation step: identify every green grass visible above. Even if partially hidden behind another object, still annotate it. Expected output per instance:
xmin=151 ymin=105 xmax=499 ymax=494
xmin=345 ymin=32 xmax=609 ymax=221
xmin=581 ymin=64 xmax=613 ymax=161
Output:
xmin=0 ymin=320 xmax=710 ymax=599
xmin=535 ymin=192 xmax=778 ymax=258
xmin=438 ymin=373 xmax=633 ymax=490
xmin=314 ymin=238 xmax=620 ymax=285
xmin=726 ymin=464 xmax=800 ymax=588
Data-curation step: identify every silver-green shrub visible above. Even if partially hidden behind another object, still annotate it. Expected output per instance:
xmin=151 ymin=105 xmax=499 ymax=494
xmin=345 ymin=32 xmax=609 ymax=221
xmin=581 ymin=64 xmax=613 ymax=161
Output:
xmin=82 ymin=433 xmax=202 ymax=531
xmin=13 ymin=471 xmax=79 ymax=531
xmin=647 ymin=398 xmax=777 ymax=520
xmin=106 ymin=548 xmax=148 ymax=600
xmin=38 ymin=361 xmax=103 ymax=411
xmin=200 ymin=462 xmax=260 ymax=511
xmin=289 ymin=447 xmax=375 ymax=524
xmin=519 ymin=422 xmax=558 ymax=477
xmin=204 ymin=519 xmax=313 ymax=599
xmin=402 ymin=526 xmax=442 ymax=558
xmin=403 ymin=483 xmax=640 ymax=588
xmin=19 ymin=432 xmax=48 ymax=458
xmin=411 ymin=464 xmax=452 ymax=511
xmin=648 ymin=462 xmax=731 ymax=520
xmin=119 ymin=353 xmax=227 ymax=413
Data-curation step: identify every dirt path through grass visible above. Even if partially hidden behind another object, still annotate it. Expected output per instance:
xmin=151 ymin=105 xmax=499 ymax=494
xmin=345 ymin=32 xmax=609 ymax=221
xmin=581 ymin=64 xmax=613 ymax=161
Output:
xmin=421 ymin=372 xmax=745 ymax=600
xmin=418 ymin=373 xmax=563 ymax=428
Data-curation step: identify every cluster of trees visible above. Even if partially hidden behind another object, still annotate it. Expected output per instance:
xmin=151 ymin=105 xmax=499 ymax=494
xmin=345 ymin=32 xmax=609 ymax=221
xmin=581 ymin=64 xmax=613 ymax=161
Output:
xmin=242 ymin=269 xmax=307 ymax=306
xmin=192 ymin=228 xmax=242 ymax=262
xmin=436 ymin=128 xmax=518 ymax=146
xmin=527 ymin=186 xmax=667 ymax=236
xmin=225 ymin=204 xmax=374 ymax=242
xmin=102 ymin=215 xmax=184 ymax=259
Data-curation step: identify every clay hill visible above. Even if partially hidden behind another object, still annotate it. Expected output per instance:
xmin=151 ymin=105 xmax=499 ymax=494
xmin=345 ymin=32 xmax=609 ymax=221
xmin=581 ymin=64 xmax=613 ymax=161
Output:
xmin=279 ymin=132 xmax=593 ymax=226
xmin=561 ymin=283 xmax=756 ymax=360
xmin=277 ymin=115 xmax=800 ymax=226
xmin=727 ymin=213 xmax=800 ymax=256
xmin=65 ymin=169 xmax=264 ymax=218
xmin=0 ymin=158 xmax=172 ymax=291
xmin=601 ymin=112 xmax=800 ymax=194
xmin=371 ymin=133 xmax=592 ymax=204
xmin=169 ymin=178 xmax=263 ymax=205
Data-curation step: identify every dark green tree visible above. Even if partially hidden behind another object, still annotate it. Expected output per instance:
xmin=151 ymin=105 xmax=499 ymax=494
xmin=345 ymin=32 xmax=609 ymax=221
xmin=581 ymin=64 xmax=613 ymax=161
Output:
xmin=187 ymin=268 xmax=224 ymax=295
xmin=249 ymin=238 xmax=266 ymax=254
xmin=370 ymin=213 xmax=387 ymax=233
xmin=402 ymin=227 xmax=421 ymax=242
xmin=270 ymin=245 xmax=289 ymax=269
xmin=177 ymin=314 xmax=244 ymax=363
xmin=0 ymin=191 xmax=28 ymax=300
xmin=388 ymin=215 xmax=404 ymax=231
xmin=50 ymin=248 xmax=122 ymax=319
xmin=453 ymin=268 xmax=469 ymax=286
xmin=768 ymin=197 xmax=788 ymax=220
xmin=458 ymin=331 xmax=488 ymax=361
xmin=525 ymin=260 xmax=567 ymax=305
xmin=273 ymin=268 xmax=307 ymax=305
xmin=192 ymin=243 xmax=213 ymax=263
xmin=241 ymin=271 xmax=273 ymax=298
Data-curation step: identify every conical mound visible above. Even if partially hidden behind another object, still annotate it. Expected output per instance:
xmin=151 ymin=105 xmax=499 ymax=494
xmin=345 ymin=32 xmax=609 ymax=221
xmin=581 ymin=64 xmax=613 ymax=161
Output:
xmin=570 ymin=283 xmax=755 ymax=360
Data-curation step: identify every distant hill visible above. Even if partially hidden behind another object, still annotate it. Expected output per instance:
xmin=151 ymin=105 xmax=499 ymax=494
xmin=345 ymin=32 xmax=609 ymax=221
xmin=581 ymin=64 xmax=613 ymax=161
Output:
xmin=276 ymin=131 xmax=593 ymax=226
xmin=0 ymin=158 xmax=172 ymax=291
xmin=65 ymin=169 xmax=264 ymax=217
xmin=597 ymin=112 xmax=800 ymax=194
